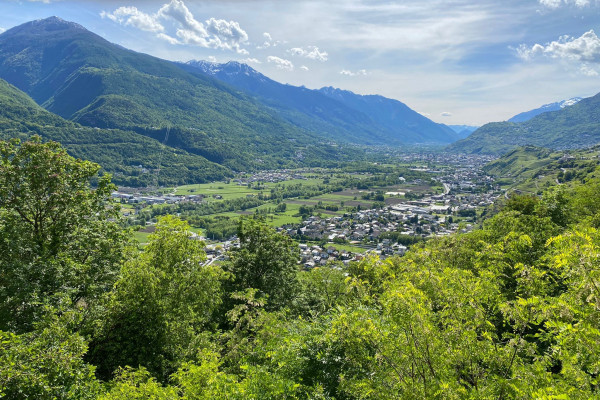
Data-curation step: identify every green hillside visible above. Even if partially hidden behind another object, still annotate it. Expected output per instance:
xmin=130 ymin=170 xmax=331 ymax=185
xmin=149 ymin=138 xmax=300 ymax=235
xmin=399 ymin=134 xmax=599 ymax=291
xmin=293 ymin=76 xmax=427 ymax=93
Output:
xmin=483 ymin=144 xmax=600 ymax=193
xmin=0 ymin=78 xmax=231 ymax=186
xmin=0 ymin=17 xmax=355 ymax=172
xmin=448 ymin=91 xmax=600 ymax=155
xmin=483 ymin=146 xmax=557 ymax=178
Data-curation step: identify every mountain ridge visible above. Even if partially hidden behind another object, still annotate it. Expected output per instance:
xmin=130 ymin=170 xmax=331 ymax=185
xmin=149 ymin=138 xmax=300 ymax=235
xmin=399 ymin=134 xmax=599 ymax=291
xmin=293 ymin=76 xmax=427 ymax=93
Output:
xmin=508 ymin=97 xmax=583 ymax=123
xmin=0 ymin=17 xmax=357 ymax=172
xmin=447 ymin=91 xmax=600 ymax=155
xmin=186 ymin=60 xmax=460 ymax=145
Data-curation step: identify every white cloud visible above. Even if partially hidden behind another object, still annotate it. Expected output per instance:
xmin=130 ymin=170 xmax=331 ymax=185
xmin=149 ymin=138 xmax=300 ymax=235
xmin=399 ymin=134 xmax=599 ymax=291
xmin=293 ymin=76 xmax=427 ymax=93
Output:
xmin=257 ymin=32 xmax=283 ymax=50
xmin=580 ymin=63 xmax=599 ymax=76
xmin=0 ymin=28 xmax=5 ymax=34
xmin=288 ymin=46 xmax=328 ymax=62
xmin=207 ymin=55 xmax=217 ymax=63
xmin=300 ymin=65 xmax=309 ymax=71
xmin=158 ymin=0 xmax=207 ymax=36
xmin=157 ymin=33 xmax=180 ymax=45
xmin=517 ymin=30 xmax=600 ymax=63
xmin=340 ymin=69 xmax=368 ymax=76
xmin=539 ymin=0 xmax=563 ymax=8
xmin=102 ymin=0 xmax=249 ymax=53
xmin=539 ymin=0 xmax=592 ymax=8
xmin=241 ymin=58 xmax=262 ymax=64
xmin=205 ymin=17 xmax=249 ymax=53
xmin=267 ymin=56 xmax=294 ymax=71
xmin=101 ymin=7 xmax=164 ymax=33
xmin=441 ymin=112 xmax=453 ymax=117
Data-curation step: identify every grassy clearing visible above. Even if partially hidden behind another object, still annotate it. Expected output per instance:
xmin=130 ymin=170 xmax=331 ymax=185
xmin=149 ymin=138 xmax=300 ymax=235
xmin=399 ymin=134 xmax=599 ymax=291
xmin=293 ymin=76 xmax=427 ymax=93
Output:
xmin=326 ymin=243 xmax=370 ymax=254
xmin=133 ymin=231 xmax=150 ymax=245
xmin=175 ymin=182 xmax=261 ymax=200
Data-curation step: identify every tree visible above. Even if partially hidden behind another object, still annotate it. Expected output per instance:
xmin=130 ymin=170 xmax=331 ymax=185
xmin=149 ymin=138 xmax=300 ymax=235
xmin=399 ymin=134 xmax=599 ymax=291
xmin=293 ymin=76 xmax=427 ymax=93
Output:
xmin=0 ymin=137 xmax=129 ymax=332
xmin=0 ymin=307 xmax=101 ymax=400
xmin=87 ymin=216 xmax=226 ymax=382
xmin=224 ymin=218 xmax=300 ymax=311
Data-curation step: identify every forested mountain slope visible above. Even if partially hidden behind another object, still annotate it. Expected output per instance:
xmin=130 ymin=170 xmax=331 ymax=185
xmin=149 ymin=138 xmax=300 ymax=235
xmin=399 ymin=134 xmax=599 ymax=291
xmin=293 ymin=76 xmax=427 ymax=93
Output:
xmin=0 ymin=78 xmax=230 ymax=185
xmin=448 ymin=91 xmax=600 ymax=155
xmin=0 ymin=17 xmax=353 ymax=171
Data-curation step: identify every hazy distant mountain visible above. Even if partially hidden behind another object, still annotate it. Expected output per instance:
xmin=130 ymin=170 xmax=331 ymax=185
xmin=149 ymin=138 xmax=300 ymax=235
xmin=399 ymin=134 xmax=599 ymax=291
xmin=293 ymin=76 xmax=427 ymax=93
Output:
xmin=185 ymin=60 xmax=395 ymax=145
xmin=447 ymin=92 xmax=600 ymax=155
xmin=0 ymin=17 xmax=354 ymax=173
xmin=318 ymin=86 xmax=460 ymax=143
xmin=508 ymin=97 xmax=583 ymax=122
xmin=187 ymin=60 xmax=460 ymax=145
xmin=447 ymin=125 xmax=479 ymax=139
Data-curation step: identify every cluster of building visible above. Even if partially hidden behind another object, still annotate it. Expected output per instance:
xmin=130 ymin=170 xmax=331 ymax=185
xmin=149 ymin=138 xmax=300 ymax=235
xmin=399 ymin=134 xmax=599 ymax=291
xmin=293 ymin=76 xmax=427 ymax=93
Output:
xmin=111 ymin=192 xmax=204 ymax=205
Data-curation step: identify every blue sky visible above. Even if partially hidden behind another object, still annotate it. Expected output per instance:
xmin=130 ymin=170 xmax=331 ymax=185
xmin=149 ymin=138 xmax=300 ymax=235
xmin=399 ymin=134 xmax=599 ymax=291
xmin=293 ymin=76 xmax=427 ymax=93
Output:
xmin=1 ymin=0 xmax=599 ymax=125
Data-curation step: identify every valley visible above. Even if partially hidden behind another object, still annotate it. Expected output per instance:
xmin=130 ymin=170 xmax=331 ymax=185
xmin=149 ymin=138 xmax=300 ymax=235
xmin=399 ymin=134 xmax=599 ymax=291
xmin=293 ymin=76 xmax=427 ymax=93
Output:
xmin=117 ymin=153 xmax=500 ymax=261
xmin=2 ymin=9 xmax=600 ymax=399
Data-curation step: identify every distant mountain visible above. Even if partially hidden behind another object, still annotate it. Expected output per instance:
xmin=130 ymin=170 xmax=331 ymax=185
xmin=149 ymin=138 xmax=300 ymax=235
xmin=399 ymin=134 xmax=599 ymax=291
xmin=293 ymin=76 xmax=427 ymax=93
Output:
xmin=508 ymin=97 xmax=582 ymax=122
xmin=186 ymin=60 xmax=459 ymax=145
xmin=0 ymin=78 xmax=230 ymax=186
xmin=447 ymin=91 xmax=600 ymax=155
xmin=185 ymin=60 xmax=394 ymax=145
xmin=447 ymin=125 xmax=478 ymax=139
xmin=0 ymin=17 xmax=353 ymax=173
xmin=318 ymin=86 xmax=460 ymax=144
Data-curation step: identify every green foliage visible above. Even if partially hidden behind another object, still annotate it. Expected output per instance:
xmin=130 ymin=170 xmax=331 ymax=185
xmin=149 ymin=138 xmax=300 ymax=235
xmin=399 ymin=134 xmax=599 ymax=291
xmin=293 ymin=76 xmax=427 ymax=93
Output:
xmin=4 ymin=131 xmax=600 ymax=397
xmin=0 ymin=308 xmax=101 ymax=400
xmin=224 ymin=218 xmax=300 ymax=311
xmin=0 ymin=137 xmax=129 ymax=332
xmin=99 ymin=367 xmax=178 ymax=400
xmin=87 ymin=216 xmax=226 ymax=382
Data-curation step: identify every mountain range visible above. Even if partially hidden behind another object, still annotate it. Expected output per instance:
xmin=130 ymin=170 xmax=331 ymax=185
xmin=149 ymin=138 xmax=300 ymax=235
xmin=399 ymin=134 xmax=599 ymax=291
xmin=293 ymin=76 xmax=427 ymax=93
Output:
xmin=0 ymin=16 xmax=464 ymax=187
xmin=2 ymin=16 xmax=599 ymax=175
xmin=0 ymin=17 xmax=363 ymax=177
xmin=447 ymin=92 xmax=600 ymax=155
xmin=186 ymin=60 xmax=459 ymax=145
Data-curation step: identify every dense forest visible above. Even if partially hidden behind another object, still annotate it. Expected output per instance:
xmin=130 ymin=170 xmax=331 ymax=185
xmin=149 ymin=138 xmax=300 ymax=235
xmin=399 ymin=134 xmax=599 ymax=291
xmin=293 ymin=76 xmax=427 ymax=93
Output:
xmin=2 ymin=138 xmax=600 ymax=399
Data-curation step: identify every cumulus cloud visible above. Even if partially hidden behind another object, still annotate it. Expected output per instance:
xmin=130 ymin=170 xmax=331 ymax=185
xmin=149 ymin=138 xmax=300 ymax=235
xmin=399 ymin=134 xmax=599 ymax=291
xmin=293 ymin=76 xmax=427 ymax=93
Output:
xmin=288 ymin=46 xmax=328 ymax=62
xmin=157 ymin=33 xmax=179 ymax=44
xmin=517 ymin=30 xmax=600 ymax=63
xmin=267 ymin=56 xmax=294 ymax=71
xmin=257 ymin=32 xmax=283 ymax=49
xmin=101 ymin=6 xmax=164 ymax=33
xmin=102 ymin=0 xmax=249 ymax=53
xmin=207 ymin=55 xmax=217 ymax=63
xmin=300 ymin=65 xmax=309 ymax=71
xmin=241 ymin=57 xmax=262 ymax=64
xmin=340 ymin=69 xmax=367 ymax=76
xmin=539 ymin=0 xmax=591 ymax=8
xmin=441 ymin=112 xmax=453 ymax=117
